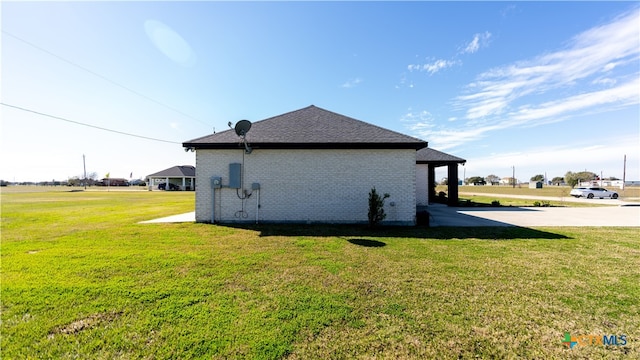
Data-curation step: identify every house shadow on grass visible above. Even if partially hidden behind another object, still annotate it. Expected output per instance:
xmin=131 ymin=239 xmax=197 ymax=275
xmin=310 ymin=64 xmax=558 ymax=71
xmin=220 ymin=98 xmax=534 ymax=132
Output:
xmin=221 ymin=223 xmax=570 ymax=240
xmin=347 ymin=238 xmax=387 ymax=247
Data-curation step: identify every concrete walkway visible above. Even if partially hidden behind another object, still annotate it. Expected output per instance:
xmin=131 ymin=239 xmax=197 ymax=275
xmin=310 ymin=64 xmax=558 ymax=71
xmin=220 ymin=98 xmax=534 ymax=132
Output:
xmin=427 ymin=204 xmax=640 ymax=227
xmin=139 ymin=212 xmax=195 ymax=224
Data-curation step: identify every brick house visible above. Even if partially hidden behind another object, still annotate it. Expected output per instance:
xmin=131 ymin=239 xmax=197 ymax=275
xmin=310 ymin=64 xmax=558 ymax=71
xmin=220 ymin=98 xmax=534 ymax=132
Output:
xmin=183 ymin=105 xmax=429 ymax=225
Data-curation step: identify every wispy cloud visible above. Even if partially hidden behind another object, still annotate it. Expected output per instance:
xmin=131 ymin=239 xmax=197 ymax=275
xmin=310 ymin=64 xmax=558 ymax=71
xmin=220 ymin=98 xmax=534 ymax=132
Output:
xmin=401 ymin=110 xmax=498 ymax=150
xmin=408 ymin=59 xmax=459 ymax=75
xmin=456 ymin=9 xmax=639 ymax=121
xmin=395 ymin=73 xmax=414 ymax=89
xmin=341 ymin=78 xmax=363 ymax=88
xmin=506 ymin=77 xmax=639 ymax=126
xmin=407 ymin=8 xmax=640 ymax=150
xmin=460 ymin=32 xmax=491 ymax=54
xmin=463 ymin=135 xmax=639 ymax=179
xmin=407 ymin=32 xmax=491 ymax=76
xmin=500 ymin=4 xmax=518 ymax=18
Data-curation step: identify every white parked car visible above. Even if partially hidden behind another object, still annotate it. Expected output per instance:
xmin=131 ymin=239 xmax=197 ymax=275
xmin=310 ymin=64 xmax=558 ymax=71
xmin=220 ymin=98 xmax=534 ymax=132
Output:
xmin=570 ymin=187 xmax=619 ymax=199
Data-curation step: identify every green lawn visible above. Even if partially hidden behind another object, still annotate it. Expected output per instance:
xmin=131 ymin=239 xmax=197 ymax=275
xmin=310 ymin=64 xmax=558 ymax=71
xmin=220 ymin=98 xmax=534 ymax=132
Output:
xmin=2 ymin=189 xmax=638 ymax=358
xmin=456 ymin=195 xmax=604 ymax=208
xmin=450 ymin=184 xmax=640 ymax=200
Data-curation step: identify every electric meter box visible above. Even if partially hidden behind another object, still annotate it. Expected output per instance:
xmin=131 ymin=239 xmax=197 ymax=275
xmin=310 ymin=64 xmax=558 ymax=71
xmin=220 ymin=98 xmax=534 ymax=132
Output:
xmin=210 ymin=176 xmax=222 ymax=189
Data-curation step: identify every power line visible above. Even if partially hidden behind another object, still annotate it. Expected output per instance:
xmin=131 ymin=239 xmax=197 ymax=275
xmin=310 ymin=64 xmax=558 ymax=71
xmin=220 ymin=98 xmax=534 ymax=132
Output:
xmin=2 ymin=30 xmax=211 ymax=127
xmin=1 ymin=102 xmax=182 ymax=145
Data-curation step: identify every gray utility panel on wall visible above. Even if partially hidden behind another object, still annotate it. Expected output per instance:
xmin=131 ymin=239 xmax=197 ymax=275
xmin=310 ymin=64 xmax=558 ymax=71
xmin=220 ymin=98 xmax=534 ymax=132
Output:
xmin=229 ymin=163 xmax=241 ymax=189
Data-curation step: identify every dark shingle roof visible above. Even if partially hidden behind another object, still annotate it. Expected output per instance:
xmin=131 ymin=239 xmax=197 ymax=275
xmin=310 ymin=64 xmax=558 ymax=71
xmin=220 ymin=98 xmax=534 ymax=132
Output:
xmin=147 ymin=165 xmax=195 ymax=178
xmin=416 ymin=148 xmax=466 ymax=166
xmin=183 ymin=105 xmax=427 ymax=150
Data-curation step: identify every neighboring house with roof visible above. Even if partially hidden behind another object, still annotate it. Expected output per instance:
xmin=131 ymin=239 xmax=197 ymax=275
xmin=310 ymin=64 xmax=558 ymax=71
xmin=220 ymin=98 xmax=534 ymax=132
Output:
xmin=147 ymin=165 xmax=196 ymax=191
xmin=183 ymin=105 xmax=428 ymax=225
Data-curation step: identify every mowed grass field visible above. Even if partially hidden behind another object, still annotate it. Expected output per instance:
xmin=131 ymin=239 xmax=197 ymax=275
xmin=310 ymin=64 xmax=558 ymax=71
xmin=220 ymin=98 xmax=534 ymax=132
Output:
xmin=2 ymin=188 xmax=638 ymax=359
xmin=453 ymin=185 xmax=640 ymax=199
xmin=437 ymin=185 xmax=640 ymax=207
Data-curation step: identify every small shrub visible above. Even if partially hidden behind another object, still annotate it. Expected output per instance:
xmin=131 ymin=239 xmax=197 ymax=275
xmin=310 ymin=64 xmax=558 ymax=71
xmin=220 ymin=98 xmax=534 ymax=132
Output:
xmin=491 ymin=200 xmax=501 ymax=207
xmin=533 ymin=201 xmax=541 ymax=207
xmin=368 ymin=187 xmax=390 ymax=227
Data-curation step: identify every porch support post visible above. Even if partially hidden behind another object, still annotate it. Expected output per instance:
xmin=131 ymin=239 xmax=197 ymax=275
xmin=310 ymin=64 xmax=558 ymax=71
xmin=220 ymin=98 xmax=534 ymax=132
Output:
xmin=428 ymin=164 xmax=436 ymax=204
xmin=447 ymin=164 xmax=459 ymax=206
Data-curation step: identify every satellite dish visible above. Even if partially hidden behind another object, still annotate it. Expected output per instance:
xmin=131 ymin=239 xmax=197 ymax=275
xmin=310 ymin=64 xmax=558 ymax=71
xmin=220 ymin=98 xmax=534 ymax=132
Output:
xmin=234 ymin=120 xmax=252 ymax=137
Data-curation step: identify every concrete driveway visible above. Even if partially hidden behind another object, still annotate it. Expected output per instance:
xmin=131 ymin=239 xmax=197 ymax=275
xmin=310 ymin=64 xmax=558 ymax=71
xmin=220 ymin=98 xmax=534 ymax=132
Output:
xmin=140 ymin=207 xmax=640 ymax=227
xmin=427 ymin=204 xmax=640 ymax=227
xmin=139 ymin=212 xmax=195 ymax=223
xmin=460 ymin=192 xmax=633 ymax=205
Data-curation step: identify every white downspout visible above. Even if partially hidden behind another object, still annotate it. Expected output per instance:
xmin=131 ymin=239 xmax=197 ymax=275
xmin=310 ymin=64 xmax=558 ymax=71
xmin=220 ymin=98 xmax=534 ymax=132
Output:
xmin=211 ymin=188 xmax=216 ymax=224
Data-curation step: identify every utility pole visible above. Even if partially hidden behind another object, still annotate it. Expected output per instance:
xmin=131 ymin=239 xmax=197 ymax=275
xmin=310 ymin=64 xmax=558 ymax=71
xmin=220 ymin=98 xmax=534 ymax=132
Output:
xmin=512 ymin=165 xmax=515 ymax=188
xmin=622 ymin=154 xmax=626 ymax=191
xmin=83 ymin=154 xmax=87 ymax=190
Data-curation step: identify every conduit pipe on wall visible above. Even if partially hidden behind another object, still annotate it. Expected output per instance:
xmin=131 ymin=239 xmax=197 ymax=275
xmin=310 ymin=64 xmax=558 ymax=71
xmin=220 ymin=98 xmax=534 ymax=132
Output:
xmin=210 ymin=176 xmax=222 ymax=224
xmin=211 ymin=188 xmax=215 ymax=224
xmin=255 ymin=189 xmax=260 ymax=224
xmin=252 ymin=183 xmax=261 ymax=224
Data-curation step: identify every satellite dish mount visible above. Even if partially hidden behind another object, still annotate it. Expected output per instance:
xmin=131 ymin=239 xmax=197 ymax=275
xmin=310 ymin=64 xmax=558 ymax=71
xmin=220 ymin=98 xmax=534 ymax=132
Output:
xmin=232 ymin=120 xmax=252 ymax=154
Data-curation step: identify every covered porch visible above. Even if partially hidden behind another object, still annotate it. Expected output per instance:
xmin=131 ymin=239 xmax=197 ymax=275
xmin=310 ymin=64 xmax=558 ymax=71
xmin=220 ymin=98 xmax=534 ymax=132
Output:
xmin=416 ymin=148 xmax=466 ymax=206
xmin=147 ymin=165 xmax=196 ymax=191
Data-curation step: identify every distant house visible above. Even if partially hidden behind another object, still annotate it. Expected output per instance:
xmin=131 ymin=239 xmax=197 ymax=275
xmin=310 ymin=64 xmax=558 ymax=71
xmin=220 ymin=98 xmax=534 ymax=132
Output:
xmin=529 ymin=181 xmax=543 ymax=189
xmin=147 ymin=165 xmax=195 ymax=191
xmin=500 ymin=177 xmax=518 ymax=186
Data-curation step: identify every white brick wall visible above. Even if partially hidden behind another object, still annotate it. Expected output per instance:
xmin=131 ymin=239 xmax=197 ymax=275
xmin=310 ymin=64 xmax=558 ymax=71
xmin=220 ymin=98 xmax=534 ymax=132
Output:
xmin=195 ymin=149 xmax=417 ymax=225
xmin=416 ymin=164 xmax=429 ymax=206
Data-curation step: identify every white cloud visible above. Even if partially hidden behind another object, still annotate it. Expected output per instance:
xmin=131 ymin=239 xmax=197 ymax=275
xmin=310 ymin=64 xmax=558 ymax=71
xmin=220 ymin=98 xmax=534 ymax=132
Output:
xmin=460 ymin=32 xmax=491 ymax=54
xmin=341 ymin=78 xmax=363 ymax=88
xmin=462 ymin=135 xmax=639 ymax=180
xmin=505 ymin=77 xmax=639 ymax=126
xmin=456 ymin=9 xmax=640 ymax=121
xmin=406 ymin=8 xmax=640 ymax=153
xmin=408 ymin=59 xmax=459 ymax=75
xmin=401 ymin=110 xmax=498 ymax=150
xmin=592 ymin=77 xmax=616 ymax=86
xmin=406 ymin=31 xmax=491 ymax=78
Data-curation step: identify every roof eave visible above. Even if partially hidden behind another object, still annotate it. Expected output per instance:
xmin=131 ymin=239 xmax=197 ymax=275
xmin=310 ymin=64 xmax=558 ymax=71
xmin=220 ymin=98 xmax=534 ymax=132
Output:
xmin=416 ymin=159 xmax=467 ymax=166
xmin=183 ymin=142 xmax=428 ymax=150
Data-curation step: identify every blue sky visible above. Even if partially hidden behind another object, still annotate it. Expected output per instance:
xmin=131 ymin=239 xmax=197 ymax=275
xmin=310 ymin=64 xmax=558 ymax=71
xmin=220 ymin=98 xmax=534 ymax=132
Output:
xmin=2 ymin=1 xmax=639 ymax=183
